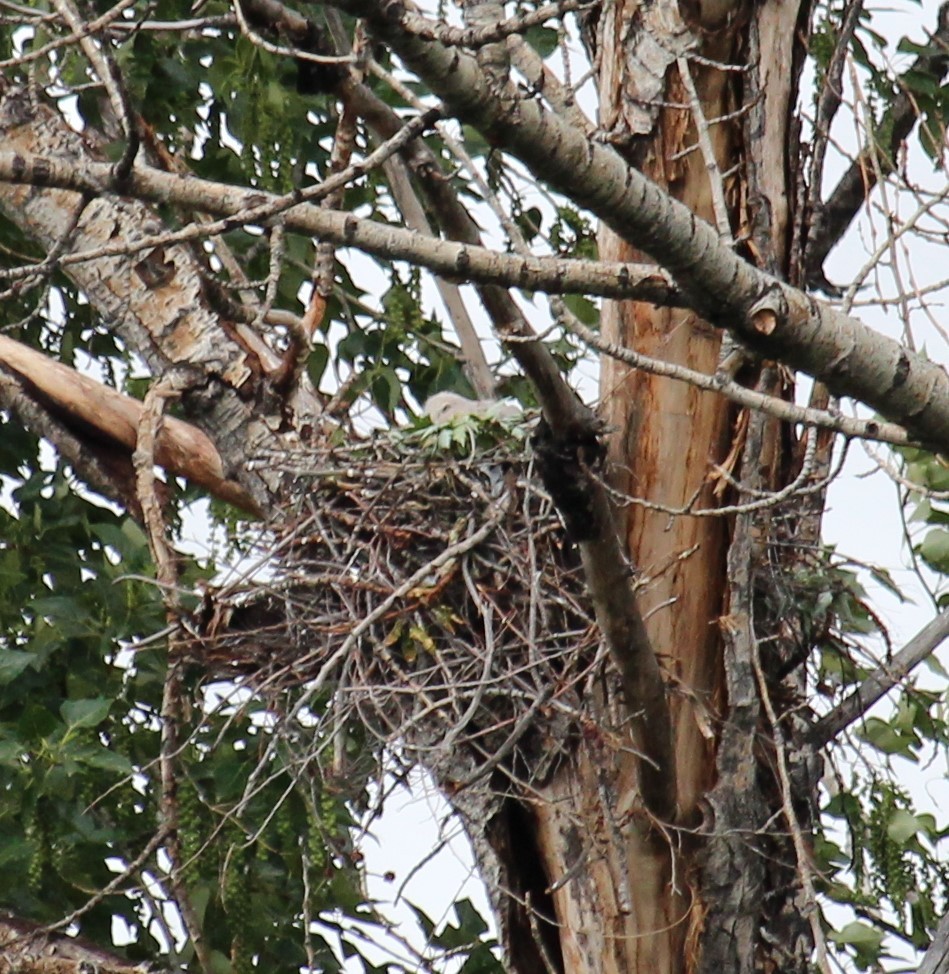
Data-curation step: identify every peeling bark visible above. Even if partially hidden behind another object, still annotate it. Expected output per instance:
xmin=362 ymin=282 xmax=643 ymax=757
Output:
xmin=595 ymin=4 xmax=743 ymax=971
xmin=0 ymin=87 xmax=305 ymax=505
xmin=0 ymin=334 xmax=259 ymax=514
xmin=0 ymin=4 xmax=941 ymax=974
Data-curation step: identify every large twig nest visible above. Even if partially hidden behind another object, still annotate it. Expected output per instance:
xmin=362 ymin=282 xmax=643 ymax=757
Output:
xmin=191 ymin=428 xmax=602 ymax=777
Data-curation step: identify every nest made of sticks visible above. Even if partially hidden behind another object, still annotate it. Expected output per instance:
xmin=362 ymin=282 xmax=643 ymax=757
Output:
xmin=193 ymin=429 xmax=602 ymax=775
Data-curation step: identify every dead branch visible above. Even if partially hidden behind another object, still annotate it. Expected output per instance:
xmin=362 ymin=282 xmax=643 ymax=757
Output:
xmin=0 ymin=334 xmax=260 ymax=515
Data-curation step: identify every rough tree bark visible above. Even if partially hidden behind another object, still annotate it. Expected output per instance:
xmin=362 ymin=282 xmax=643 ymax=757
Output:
xmin=501 ymin=2 xmax=813 ymax=973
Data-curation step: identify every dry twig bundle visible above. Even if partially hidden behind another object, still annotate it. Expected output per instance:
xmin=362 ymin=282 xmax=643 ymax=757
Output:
xmin=193 ymin=432 xmax=602 ymax=783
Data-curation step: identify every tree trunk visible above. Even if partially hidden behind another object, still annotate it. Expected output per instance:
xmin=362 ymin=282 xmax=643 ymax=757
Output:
xmin=460 ymin=3 xmax=815 ymax=974
xmin=6 ymin=2 xmax=938 ymax=973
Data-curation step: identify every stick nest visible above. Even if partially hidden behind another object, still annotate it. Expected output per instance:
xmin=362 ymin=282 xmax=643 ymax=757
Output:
xmin=192 ymin=428 xmax=602 ymax=775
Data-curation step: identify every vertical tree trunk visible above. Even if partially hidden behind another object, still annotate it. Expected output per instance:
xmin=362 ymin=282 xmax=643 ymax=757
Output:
xmin=466 ymin=4 xmax=813 ymax=974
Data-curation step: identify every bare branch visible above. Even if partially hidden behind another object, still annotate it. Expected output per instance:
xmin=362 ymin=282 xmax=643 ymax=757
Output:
xmin=507 ymin=36 xmax=595 ymax=136
xmin=677 ymin=54 xmax=732 ymax=242
xmin=798 ymin=0 xmax=864 ymax=286
xmin=806 ymin=608 xmax=949 ymax=748
xmin=132 ymin=374 xmax=215 ymax=974
xmin=753 ymin=635 xmax=833 ymax=974
xmin=561 ymin=308 xmax=911 ymax=446
xmin=0 ymin=140 xmax=937 ymax=450
xmin=231 ymin=0 xmax=355 ymax=66
xmin=0 ymin=334 xmax=260 ymax=515
xmin=399 ymin=0 xmax=594 ymax=48
xmin=381 ymin=150 xmax=498 ymax=399
xmin=0 ymin=0 xmax=136 ymax=70
xmin=335 ymin=54 xmax=498 ymax=396
xmin=0 ymin=149 xmax=679 ymax=304
xmin=327 ymin=0 xmax=949 ymax=451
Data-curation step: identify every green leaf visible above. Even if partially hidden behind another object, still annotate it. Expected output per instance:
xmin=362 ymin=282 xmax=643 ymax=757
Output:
xmin=0 ymin=739 xmax=26 ymax=767
xmin=562 ymin=293 xmax=599 ymax=326
xmin=858 ymin=717 xmax=917 ymax=758
xmin=925 ymin=653 xmax=949 ymax=678
xmin=0 ymin=648 xmax=36 ymax=684
xmin=69 ymin=743 xmax=133 ymax=775
xmin=524 ymin=25 xmax=559 ymax=58
xmin=90 ymin=519 xmax=150 ymax=562
xmin=60 ymin=697 xmax=112 ymax=730
xmin=453 ymin=898 xmax=490 ymax=939
xmin=917 ymin=528 xmax=949 ymax=572
xmin=408 ymin=902 xmax=436 ymax=939
xmin=830 ymin=921 xmax=885 ymax=949
xmin=887 ymin=808 xmax=924 ymax=844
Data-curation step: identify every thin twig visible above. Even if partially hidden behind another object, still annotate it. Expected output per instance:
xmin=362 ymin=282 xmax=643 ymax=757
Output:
xmin=752 ymin=643 xmax=834 ymax=974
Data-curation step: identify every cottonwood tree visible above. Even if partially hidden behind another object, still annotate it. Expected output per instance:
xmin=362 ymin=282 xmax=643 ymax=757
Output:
xmin=1 ymin=1 xmax=949 ymax=974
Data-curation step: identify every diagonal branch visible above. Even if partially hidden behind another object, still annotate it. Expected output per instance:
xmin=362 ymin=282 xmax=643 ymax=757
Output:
xmin=218 ymin=1 xmax=673 ymax=819
xmin=0 ymin=334 xmax=260 ymax=515
xmin=918 ymin=908 xmax=949 ymax=974
xmin=0 ymin=96 xmax=678 ymax=817
xmin=322 ymin=0 xmax=949 ymax=451
xmin=806 ymin=608 xmax=949 ymax=748
xmin=0 ymin=370 xmax=143 ymax=515
xmin=2 ymin=138 xmax=946 ymax=450
xmin=795 ymin=0 xmax=863 ymax=288
xmin=0 ymin=92 xmax=309 ymax=506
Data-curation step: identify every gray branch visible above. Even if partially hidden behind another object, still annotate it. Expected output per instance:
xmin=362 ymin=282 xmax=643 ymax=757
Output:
xmin=806 ymin=608 xmax=949 ymax=748
xmin=328 ymin=0 xmax=949 ymax=452
xmin=919 ymin=908 xmax=949 ymax=974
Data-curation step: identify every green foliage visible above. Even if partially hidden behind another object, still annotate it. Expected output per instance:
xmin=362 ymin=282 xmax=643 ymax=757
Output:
xmin=901 ymin=448 xmax=949 ymax=590
xmin=821 ymin=775 xmax=949 ymax=969
xmin=395 ymin=404 xmax=530 ymax=456
xmin=0 ymin=466 xmax=165 ymax=940
xmin=0 ymin=459 xmax=382 ymax=969
xmin=408 ymin=898 xmax=501 ymax=974
xmin=5 ymin=3 xmax=948 ymax=973
xmin=336 ymin=267 xmax=475 ymax=418
xmin=811 ymin=0 xmax=945 ymax=166
xmin=812 ymin=447 xmax=949 ymax=969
